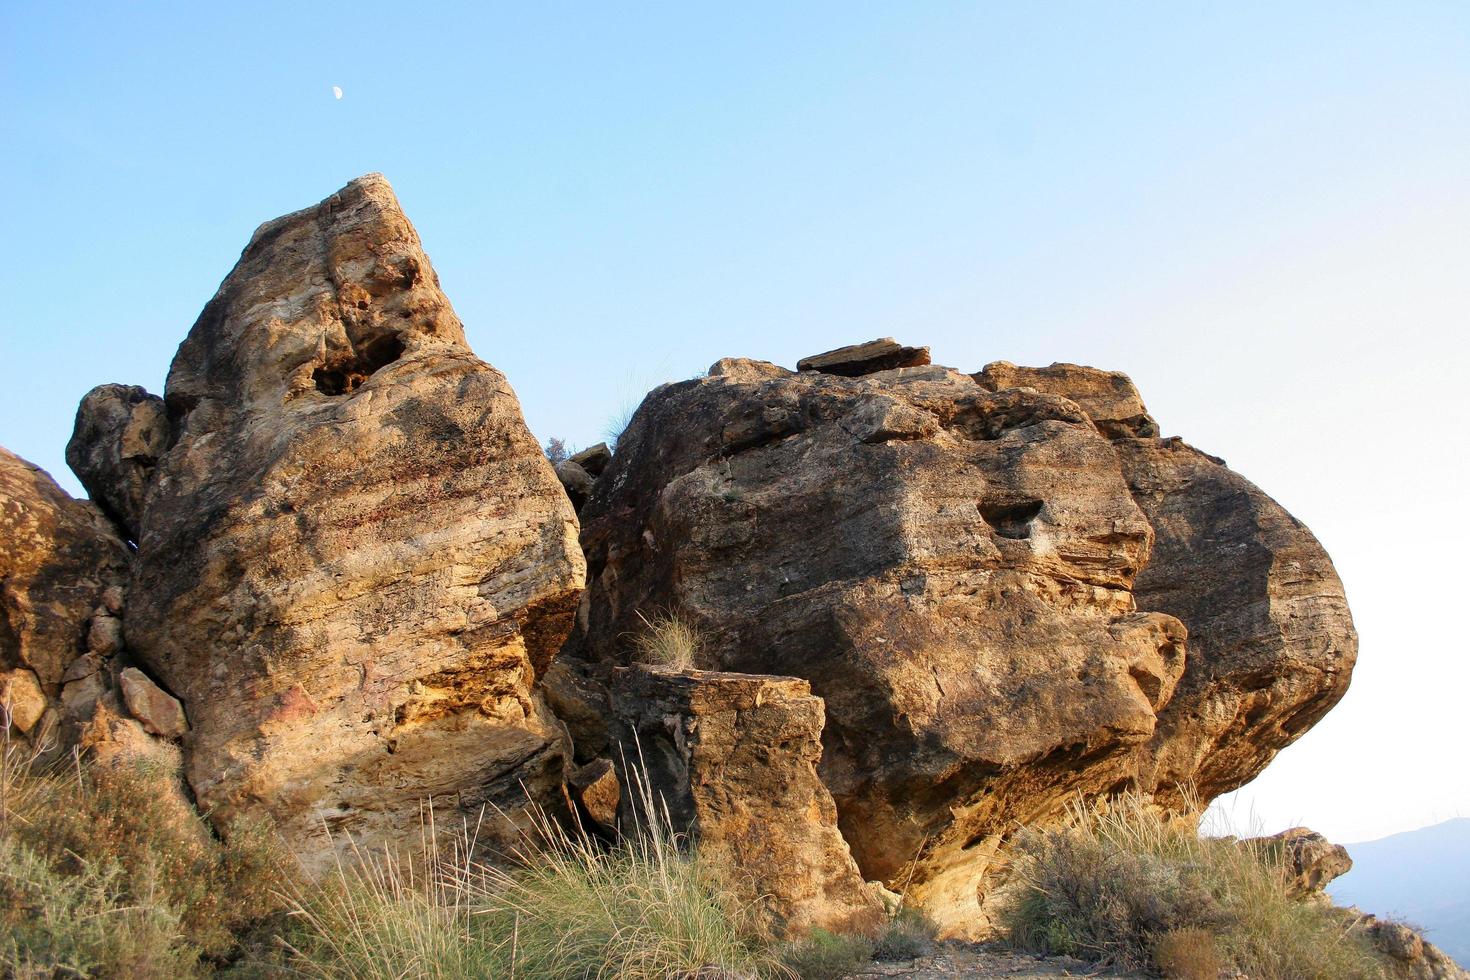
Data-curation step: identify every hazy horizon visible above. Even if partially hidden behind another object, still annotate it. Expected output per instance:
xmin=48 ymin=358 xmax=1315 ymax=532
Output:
xmin=3 ymin=3 xmax=1466 ymax=844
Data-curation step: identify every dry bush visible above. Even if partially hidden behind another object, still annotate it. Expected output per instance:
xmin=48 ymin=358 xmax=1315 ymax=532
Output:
xmin=632 ymin=609 xmax=704 ymax=670
xmin=1000 ymin=792 xmax=1390 ymax=980
xmin=0 ymin=735 xmax=292 ymax=978
xmin=779 ymin=928 xmax=874 ymax=979
xmin=871 ymin=906 xmax=937 ymax=961
xmin=1153 ymin=926 xmax=1221 ymax=979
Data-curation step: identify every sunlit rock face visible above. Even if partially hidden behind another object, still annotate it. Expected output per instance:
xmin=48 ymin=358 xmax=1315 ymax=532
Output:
xmin=568 ymin=353 xmax=1354 ymax=935
xmin=124 ymin=175 xmax=585 ymax=870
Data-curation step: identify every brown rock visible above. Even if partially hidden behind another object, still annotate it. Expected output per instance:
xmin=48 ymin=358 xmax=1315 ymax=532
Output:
xmin=555 ymin=459 xmax=595 ymax=512
xmin=0 ymin=447 xmax=131 ymax=690
xmin=86 ymin=611 xmax=124 ymax=655
xmin=569 ymin=442 xmax=612 ymax=478
xmin=66 ymin=383 xmax=171 ymax=540
xmin=569 ymin=356 xmax=1354 ymax=935
xmin=1 ymin=668 xmax=47 ymax=733
xmin=568 ymin=757 xmax=620 ymax=835
xmin=1256 ymin=827 xmax=1353 ymax=896
xmin=119 ymin=667 xmax=187 ymax=737
xmin=797 ymin=338 xmax=931 ymax=377
xmin=61 ymin=670 xmax=106 ymax=721
xmin=124 ymin=175 xmax=585 ymax=871
xmin=610 ymin=666 xmax=884 ymax=938
xmin=975 ymin=361 xmax=1159 ymax=439
xmin=541 ymin=658 xmax=613 ymax=764
xmin=1352 ymin=913 xmax=1470 ymax=979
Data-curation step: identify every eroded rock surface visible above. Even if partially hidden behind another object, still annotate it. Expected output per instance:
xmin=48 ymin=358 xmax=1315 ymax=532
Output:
xmin=569 ymin=350 xmax=1355 ymax=935
xmin=609 ymin=666 xmax=884 ymax=938
xmin=0 ymin=448 xmax=131 ymax=697
xmin=122 ymin=175 xmax=585 ymax=870
xmin=66 ymin=383 xmax=171 ymax=540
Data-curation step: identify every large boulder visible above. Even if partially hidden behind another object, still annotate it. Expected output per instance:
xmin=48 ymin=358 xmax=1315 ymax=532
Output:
xmin=66 ymin=383 xmax=171 ymax=541
xmin=569 ymin=351 xmax=1355 ymax=935
xmin=122 ymin=175 xmax=585 ymax=870
xmin=0 ymin=448 xmax=131 ymax=697
xmin=972 ymin=363 xmax=1357 ymax=803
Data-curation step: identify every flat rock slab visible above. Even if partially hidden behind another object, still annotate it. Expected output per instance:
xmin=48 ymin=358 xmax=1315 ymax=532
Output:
xmin=797 ymin=337 xmax=931 ymax=376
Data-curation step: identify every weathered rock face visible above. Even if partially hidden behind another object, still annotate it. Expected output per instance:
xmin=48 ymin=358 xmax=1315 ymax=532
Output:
xmin=66 ymin=383 xmax=171 ymax=541
xmin=122 ymin=175 xmax=585 ymax=870
xmin=569 ymin=351 xmax=1355 ymax=935
xmin=610 ymin=665 xmax=884 ymax=938
xmin=972 ymin=363 xmax=1357 ymax=805
xmin=0 ymin=448 xmax=131 ymax=698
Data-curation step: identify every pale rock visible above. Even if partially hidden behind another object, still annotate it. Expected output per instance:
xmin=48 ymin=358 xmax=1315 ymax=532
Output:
xmin=119 ymin=666 xmax=187 ymax=737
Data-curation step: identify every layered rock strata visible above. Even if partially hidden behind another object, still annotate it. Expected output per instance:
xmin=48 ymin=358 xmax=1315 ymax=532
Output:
xmin=569 ymin=350 xmax=1356 ymax=934
xmin=111 ymin=175 xmax=584 ymax=869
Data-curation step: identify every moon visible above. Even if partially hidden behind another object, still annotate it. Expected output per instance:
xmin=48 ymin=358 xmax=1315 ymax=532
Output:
xmin=332 ymin=86 xmax=343 ymax=100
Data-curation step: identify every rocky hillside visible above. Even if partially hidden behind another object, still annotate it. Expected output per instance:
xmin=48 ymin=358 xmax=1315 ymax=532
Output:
xmin=1 ymin=174 xmax=1456 ymax=975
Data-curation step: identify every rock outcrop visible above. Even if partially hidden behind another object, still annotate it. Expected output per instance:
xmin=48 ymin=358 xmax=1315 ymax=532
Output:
xmin=610 ymin=665 xmax=885 ymax=937
xmin=0 ymin=448 xmax=131 ymax=702
xmin=66 ymin=383 xmax=171 ymax=541
xmin=567 ymin=349 xmax=1356 ymax=935
xmin=116 ymin=175 xmax=585 ymax=870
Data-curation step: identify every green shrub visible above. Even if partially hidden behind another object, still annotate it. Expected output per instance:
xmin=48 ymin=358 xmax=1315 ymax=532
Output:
xmin=0 ymin=737 xmax=292 ymax=977
xmin=1000 ymin=793 xmax=1390 ymax=980
xmin=779 ymin=928 xmax=874 ymax=979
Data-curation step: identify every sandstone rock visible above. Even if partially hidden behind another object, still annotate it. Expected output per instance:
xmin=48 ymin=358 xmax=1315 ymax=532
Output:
xmin=569 ymin=354 xmax=1354 ymax=936
xmin=975 ymin=361 xmax=1159 ymax=438
xmin=797 ymin=338 xmax=931 ymax=377
xmin=61 ymin=670 xmax=106 ymax=721
xmin=123 ymin=175 xmax=585 ymax=871
xmin=86 ymin=611 xmax=124 ymax=655
xmin=1257 ymin=827 xmax=1352 ymax=896
xmin=568 ymin=757 xmax=620 ymax=835
xmin=541 ymin=658 xmax=613 ymax=764
xmin=610 ymin=666 xmax=884 ymax=938
xmin=66 ymin=383 xmax=171 ymax=540
xmin=555 ymin=459 xmax=595 ymax=512
xmin=1 ymin=668 xmax=46 ymax=733
xmin=708 ymin=357 xmax=793 ymax=382
xmin=1352 ymin=913 xmax=1470 ymax=979
xmin=569 ymin=442 xmax=612 ymax=478
xmin=0 ymin=447 xmax=131 ymax=690
xmin=119 ymin=666 xmax=187 ymax=737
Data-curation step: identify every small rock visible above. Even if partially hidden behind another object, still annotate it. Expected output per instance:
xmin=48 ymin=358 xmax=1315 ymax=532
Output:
xmin=119 ymin=667 xmax=188 ymax=737
xmin=101 ymin=585 xmax=125 ymax=615
xmin=0 ymin=668 xmax=47 ymax=733
xmin=87 ymin=613 xmax=125 ymax=655
xmin=569 ymin=442 xmax=612 ymax=478
xmin=61 ymin=652 xmax=103 ymax=684
xmin=1258 ymin=827 xmax=1353 ymax=896
xmin=66 ymin=383 xmax=171 ymax=540
xmin=707 ymin=357 xmax=793 ymax=382
xmin=555 ymin=460 xmax=595 ymax=511
xmin=796 ymin=338 xmax=930 ymax=377
xmin=61 ymin=671 xmax=106 ymax=720
xmin=569 ymin=757 xmax=621 ymax=835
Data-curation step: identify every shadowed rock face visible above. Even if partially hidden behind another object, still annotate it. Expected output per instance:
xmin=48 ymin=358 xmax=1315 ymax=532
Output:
xmin=0 ymin=448 xmax=130 ymax=695
xmin=123 ymin=175 xmax=585 ymax=870
xmin=569 ymin=355 xmax=1355 ymax=935
xmin=66 ymin=384 xmax=170 ymax=541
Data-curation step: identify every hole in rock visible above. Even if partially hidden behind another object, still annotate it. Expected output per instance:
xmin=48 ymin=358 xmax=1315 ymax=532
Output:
xmin=313 ymin=334 xmax=406 ymax=395
xmin=978 ymin=497 xmax=1044 ymax=539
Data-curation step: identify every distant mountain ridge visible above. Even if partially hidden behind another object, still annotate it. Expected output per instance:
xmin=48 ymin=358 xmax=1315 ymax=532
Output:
xmin=1329 ymin=817 xmax=1470 ymax=968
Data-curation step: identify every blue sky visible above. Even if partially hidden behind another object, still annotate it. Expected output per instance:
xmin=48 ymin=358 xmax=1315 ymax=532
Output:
xmin=2 ymin=2 xmax=1467 ymax=843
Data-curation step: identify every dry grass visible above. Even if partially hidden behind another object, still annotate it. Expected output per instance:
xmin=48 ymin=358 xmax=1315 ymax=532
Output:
xmin=0 ymin=734 xmax=291 ymax=978
xmin=631 ymin=609 xmax=704 ymax=670
xmin=287 ymin=762 xmax=787 ymax=979
xmin=1000 ymin=792 xmax=1390 ymax=980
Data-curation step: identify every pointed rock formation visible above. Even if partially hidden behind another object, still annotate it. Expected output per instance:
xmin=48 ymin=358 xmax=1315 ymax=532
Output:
xmin=121 ymin=175 xmax=585 ymax=869
xmin=66 ymin=383 xmax=171 ymax=540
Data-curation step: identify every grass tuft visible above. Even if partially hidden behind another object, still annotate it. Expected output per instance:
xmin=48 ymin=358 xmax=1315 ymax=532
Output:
xmin=631 ymin=609 xmax=705 ymax=670
xmin=1000 ymin=792 xmax=1390 ymax=980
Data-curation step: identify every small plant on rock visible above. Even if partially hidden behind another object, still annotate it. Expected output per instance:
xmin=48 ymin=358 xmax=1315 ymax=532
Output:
xmin=632 ymin=609 xmax=705 ymax=670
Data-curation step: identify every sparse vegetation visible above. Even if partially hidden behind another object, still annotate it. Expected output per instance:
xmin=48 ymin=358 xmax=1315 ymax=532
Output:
xmin=0 ymin=736 xmax=293 ymax=978
xmin=287 ymin=764 xmax=785 ymax=979
xmin=1000 ymin=792 xmax=1391 ymax=980
xmin=543 ymin=436 xmax=571 ymax=464
xmin=778 ymin=928 xmax=874 ymax=979
xmin=631 ymin=609 xmax=704 ymax=670
xmin=871 ymin=906 xmax=938 ymax=961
